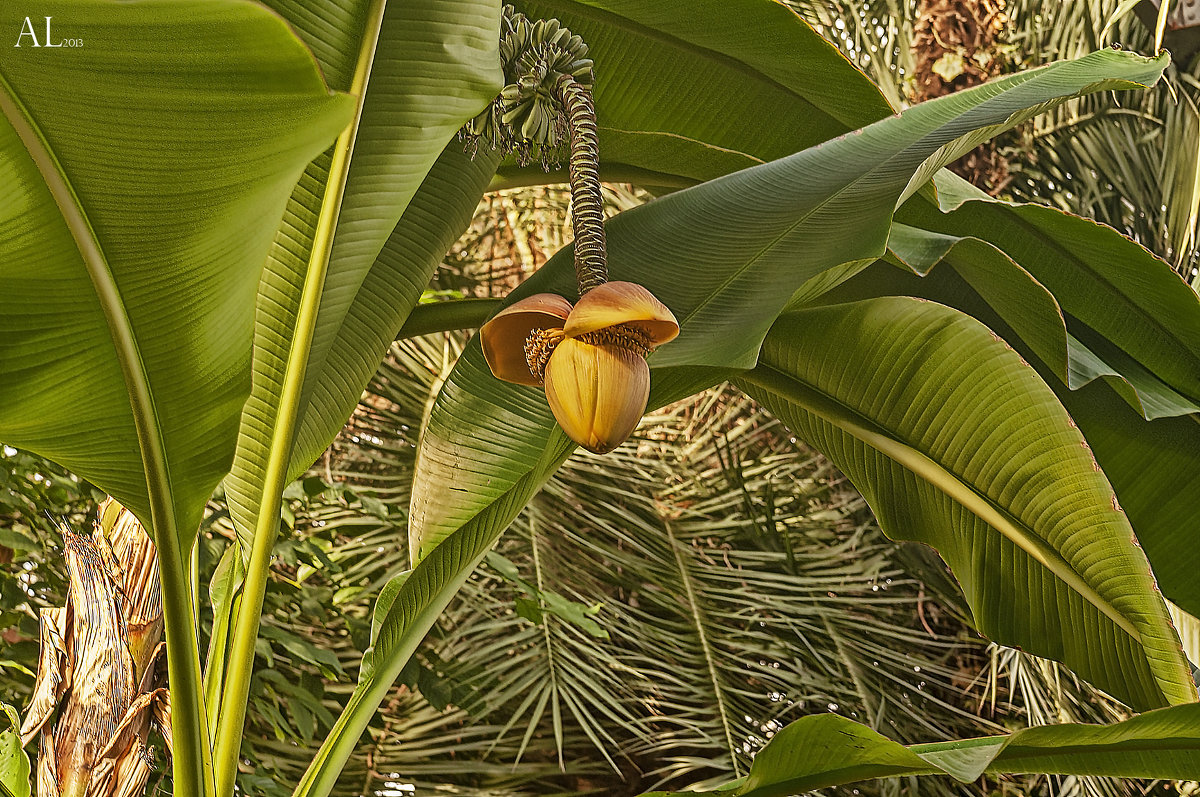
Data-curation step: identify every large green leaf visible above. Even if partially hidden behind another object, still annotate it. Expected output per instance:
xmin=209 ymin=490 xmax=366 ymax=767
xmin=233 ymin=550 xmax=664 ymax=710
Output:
xmin=0 ymin=0 xmax=351 ymax=556
xmin=409 ymin=49 xmax=1169 ymax=562
xmin=498 ymin=0 xmax=894 ymax=188
xmin=288 ymin=146 xmax=503 ymax=481
xmin=838 ymin=182 xmax=1200 ymax=623
xmin=896 ymin=177 xmax=1200 ymax=622
xmin=551 ymin=50 xmax=1165 ymax=374
xmin=884 ymin=222 xmax=1071 ymax=382
xmin=639 ymin=703 xmax=1200 ymax=795
xmin=883 ymin=218 xmax=1200 ymax=421
xmin=737 ymin=298 xmax=1194 ymax=710
xmin=1059 ymin=389 xmax=1200 ymax=620
xmin=211 ymin=2 xmax=501 ymax=789
xmin=897 ymin=171 xmax=1200 ymax=418
xmin=0 ymin=5 xmax=353 ymax=793
xmin=223 ymin=0 xmax=503 ymax=550
xmin=812 ymin=256 xmax=1200 ymax=628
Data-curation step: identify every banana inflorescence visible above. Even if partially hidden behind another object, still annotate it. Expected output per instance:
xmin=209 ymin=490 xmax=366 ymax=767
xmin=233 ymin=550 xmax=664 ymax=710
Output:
xmin=470 ymin=7 xmax=681 ymax=454
xmin=461 ymin=5 xmax=594 ymax=168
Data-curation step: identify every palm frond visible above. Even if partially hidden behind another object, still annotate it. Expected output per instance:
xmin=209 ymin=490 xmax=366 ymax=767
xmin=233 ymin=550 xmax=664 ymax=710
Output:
xmin=273 ymin=330 xmax=1056 ymax=796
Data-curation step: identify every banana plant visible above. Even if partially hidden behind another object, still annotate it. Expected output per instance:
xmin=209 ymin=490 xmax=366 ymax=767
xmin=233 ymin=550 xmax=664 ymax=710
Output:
xmin=2 ymin=2 xmax=1200 ymax=797
xmin=0 ymin=3 xmax=355 ymax=793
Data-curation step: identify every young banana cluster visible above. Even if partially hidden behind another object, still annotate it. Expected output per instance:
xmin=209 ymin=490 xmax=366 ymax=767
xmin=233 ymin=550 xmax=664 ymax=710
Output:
xmin=461 ymin=5 xmax=594 ymax=168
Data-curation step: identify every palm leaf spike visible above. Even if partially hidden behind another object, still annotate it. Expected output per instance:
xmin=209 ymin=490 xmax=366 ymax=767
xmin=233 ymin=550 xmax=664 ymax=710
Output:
xmin=468 ymin=6 xmax=680 ymax=453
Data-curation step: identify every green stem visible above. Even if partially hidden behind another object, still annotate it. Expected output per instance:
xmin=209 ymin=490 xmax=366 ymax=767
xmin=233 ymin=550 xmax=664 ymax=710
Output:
xmin=210 ymin=3 xmax=388 ymax=794
xmin=395 ymin=298 xmax=502 ymax=339
xmin=204 ymin=552 xmax=243 ymax=742
xmin=0 ymin=69 xmax=213 ymax=797
xmin=555 ymin=74 xmax=608 ymax=294
xmin=528 ymin=510 xmax=565 ymax=768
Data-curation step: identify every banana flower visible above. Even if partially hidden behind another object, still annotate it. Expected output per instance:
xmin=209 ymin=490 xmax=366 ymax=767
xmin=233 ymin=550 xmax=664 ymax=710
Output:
xmin=481 ymin=281 xmax=678 ymax=453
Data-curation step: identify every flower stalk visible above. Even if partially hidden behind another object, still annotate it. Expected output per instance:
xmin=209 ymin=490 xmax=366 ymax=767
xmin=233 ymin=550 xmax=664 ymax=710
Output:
xmin=462 ymin=5 xmax=609 ymax=297
xmin=556 ymin=73 xmax=607 ymax=294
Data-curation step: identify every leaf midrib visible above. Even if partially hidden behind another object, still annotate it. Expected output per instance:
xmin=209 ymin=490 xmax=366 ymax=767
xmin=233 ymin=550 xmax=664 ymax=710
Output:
xmin=600 ymin=125 xmax=765 ymax=164
xmin=664 ymin=517 xmax=741 ymax=777
xmin=913 ymin=732 xmax=1200 ymax=780
xmin=0 ymin=71 xmax=172 ymax=521
xmin=529 ymin=513 xmax=567 ymax=770
xmin=961 ymin=736 xmax=1200 ymax=770
xmin=214 ymin=0 xmax=388 ymax=789
xmin=740 ymin=363 xmax=1143 ymax=643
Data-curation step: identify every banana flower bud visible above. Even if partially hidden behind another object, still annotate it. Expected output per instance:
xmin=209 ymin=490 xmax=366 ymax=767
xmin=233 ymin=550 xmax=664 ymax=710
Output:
xmin=480 ymin=281 xmax=678 ymax=453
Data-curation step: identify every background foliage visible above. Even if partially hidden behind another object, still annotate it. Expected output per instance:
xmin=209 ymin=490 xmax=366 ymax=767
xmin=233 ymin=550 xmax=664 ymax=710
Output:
xmin=3 ymin=1 xmax=1199 ymax=796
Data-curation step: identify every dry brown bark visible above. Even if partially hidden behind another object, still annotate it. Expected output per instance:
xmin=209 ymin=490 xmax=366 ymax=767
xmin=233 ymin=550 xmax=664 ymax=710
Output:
xmin=20 ymin=499 xmax=169 ymax=797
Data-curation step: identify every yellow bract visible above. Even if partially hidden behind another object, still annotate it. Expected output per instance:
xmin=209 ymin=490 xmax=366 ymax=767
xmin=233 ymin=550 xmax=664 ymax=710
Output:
xmin=544 ymin=337 xmax=650 ymax=454
xmin=480 ymin=281 xmax=678 ymax=453
xmin=480 ymin=292 xmax=572 ymax=386
xmin=563 ymin=281 xmax=678 ymax=344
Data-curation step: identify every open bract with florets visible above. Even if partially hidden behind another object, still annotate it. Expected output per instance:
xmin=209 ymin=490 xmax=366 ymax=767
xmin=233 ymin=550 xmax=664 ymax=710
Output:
xmin=480 ymin=281 xmax=678 ymax=453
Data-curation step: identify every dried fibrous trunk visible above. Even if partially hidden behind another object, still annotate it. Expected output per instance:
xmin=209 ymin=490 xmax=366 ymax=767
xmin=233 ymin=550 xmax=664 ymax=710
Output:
xmin=911 ymin=0 xmax=1013 ymax=193
xmin=94 ymin=500 xmax=163 ymax=686
xmin=20 ymin=499 xmax=169 ymax=797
